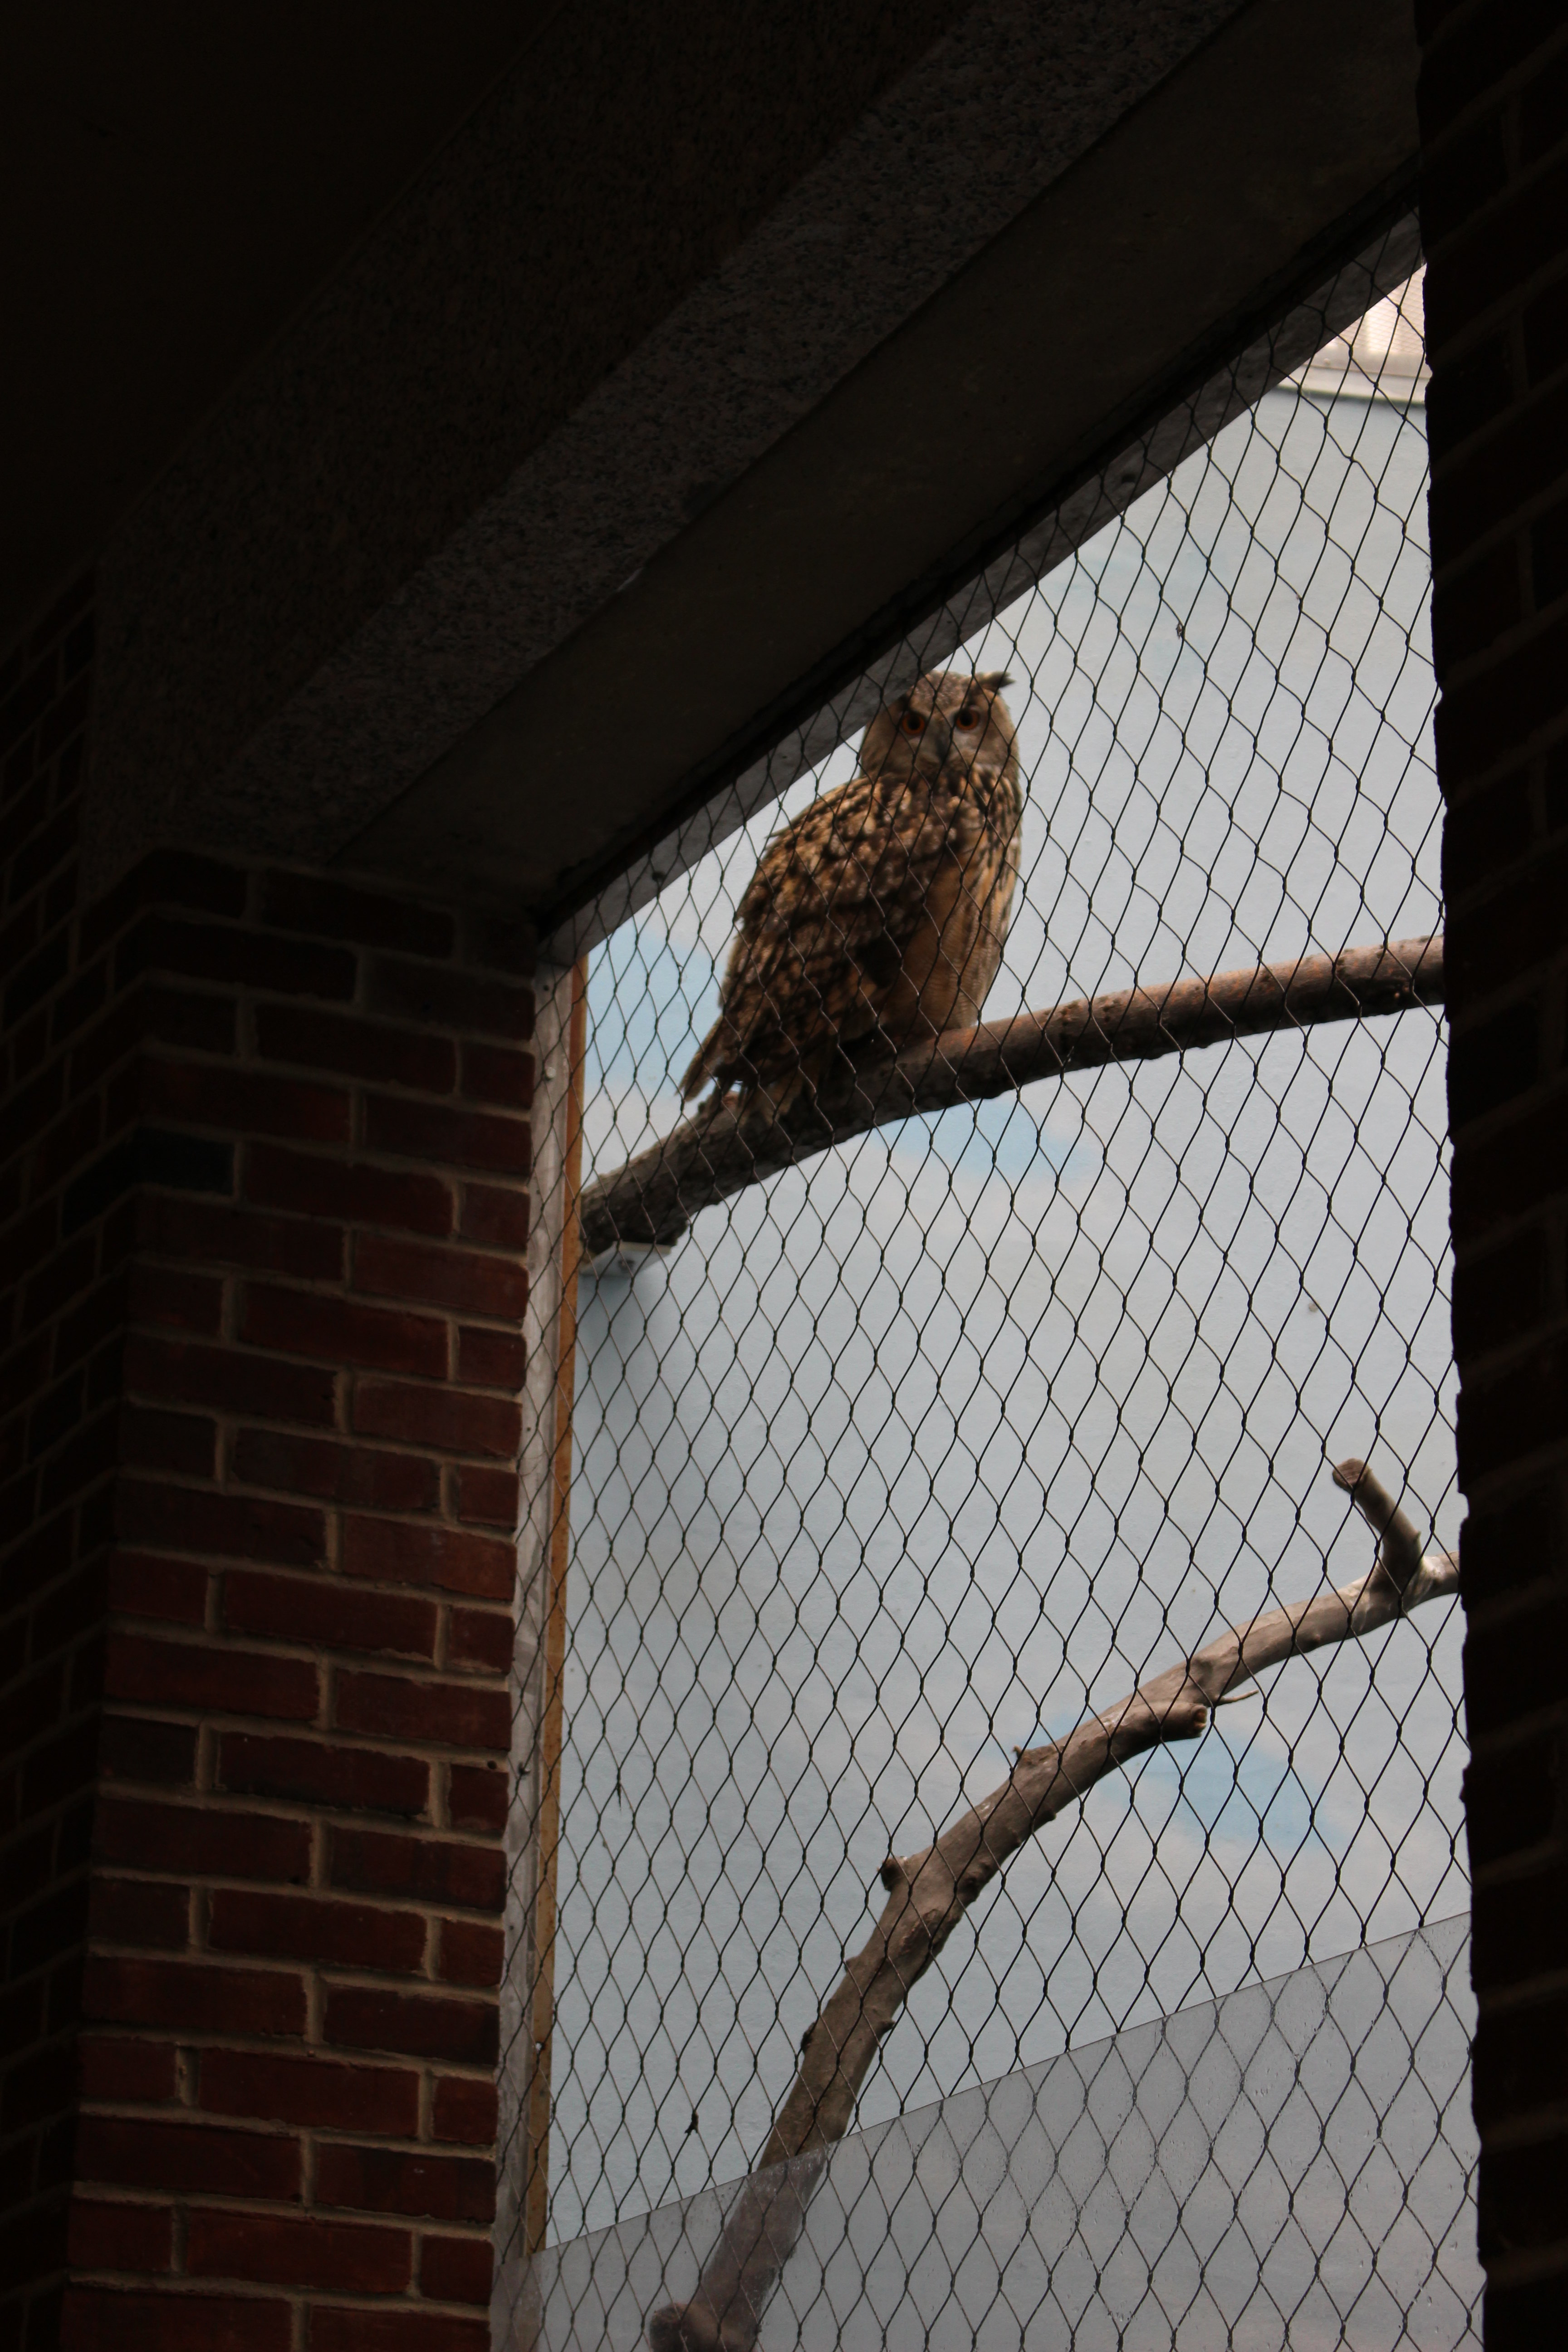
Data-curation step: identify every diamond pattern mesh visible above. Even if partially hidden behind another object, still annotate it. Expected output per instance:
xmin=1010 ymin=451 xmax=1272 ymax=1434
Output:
xmin=499 ymin=255 xmax=1474 ymax=2349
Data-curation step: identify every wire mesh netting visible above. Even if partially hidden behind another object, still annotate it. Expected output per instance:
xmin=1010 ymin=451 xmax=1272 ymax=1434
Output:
xmin=498 ymin=249 xmax=1475 ymax=2349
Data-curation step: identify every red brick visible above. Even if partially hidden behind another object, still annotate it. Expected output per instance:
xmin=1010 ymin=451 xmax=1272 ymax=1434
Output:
xmin=116 ymin=1481 xmax=325 ymax=1568
xmin=353 ymin=1234 xmax=527 ymax=1320
xmin=60 ymin=2285 xmax=292 ymax=2351
xmin=207 ymin=1889 xmax=426 ymax=1974
xmin=1472 ymin=1856 xmax=1568 ymax=1989
xmin=437 ymin=1920 xmax=504 ymax=1989
xmin=0 ymin=1983 xmax=45 ymax=2067
xmin=77 ymin=850 xmax=249 ymax=960
xmin=329 ymin=1829 xmax=503 ymax=1912
xmin=186 ymin=2210 xmax=412 ymax=2294
xmin=314 ymin=2139 xmax=495 ymax=2220
xmin=94 ymin=1798 xmax=311 ymax=1885
xmin=230 ymin=1429 xmax=439 ymax=1515
xmin=135 ymin=1058 xmax=350 ymax=1146
xmin=0 ymin=1828 xmax=53 ymax=1914
xmin=446 ymin=1766 xmax=507 ymax=1835
xmin=458 ymin=1043 xmax=533 ymax=1109
xmin=1 ymin=1661 xmax=65 ymax=1751
xmin=51 ymin=955 xmax=108 ymax=1045
xmin=1452 ymin=1224 xmax=1552 ymax=1360
xmin=1418 ymin=0 xmax=1567 ymax=143
xmin=254 ymin=1005 xmax=456 ymax=1095
xmin=74 ymin=2114 xmax=301 ymax=2200
xmin=31 ymin=1093 xmax=103 ymax=1197
xmin=352 ymin=1381 xmax=518 ymax=1459
xmin=1450 ymin=1088 xmax=1568 ymax=1243
xmin=223 ymin=1570 xmax=437 ymax=1663
xmin=77 ymin=2036 xmax=179 ymax=2105
xmin=68 ymin=983 xmax=237 ymax=1091
xmin=454 ymin=1466 xmax=518 ymax=1529
xmin=88 ymin=1876 xmax=190 ymax=1951
xmin=260 ymin=874 xmax=454 ymax=960
xmin=2 ymin=2037 xmax=74 ymax=2129
xmin=122 ymin=1334 xmax=336 ymax=1428
xmin=11 ymin=1873 xmax=88 ymax=1972
xmin=96 ymin=1716 xmax=198 ymax=1790
xmin=242 ymin=1286 xmax=446 ymax=1380
xmin=82 ymin=1956 xmax=306 ymax=2040
xmin=1466 ymin=1595 xmax=1568 ymax=1730
xmin=431 ymin=2076 xmax=497 ymax=2147
xmin=334 ymin=1673 xmax=509 ymax=1751
xmin=217 ymin=1734 xmax=429 ymax=1819
xmin=1430 ymin=539 xmax=1521 ymax=679
xmin=447 ymin=1609 xmax=513 ymax=1672
xmin=0 ymin=1061 xmax=64 ymax=1165
xmin=0 ymin=1203 xmax=56 ymax=1293
xmin=458 ymin=1182 xmax=528 ymax=1250
xmin=1447 ymin=838 xmax=1568 ymax=995
xmin=105 ymin=1550 xmax=208 ymax=1626
xmin=0 ymin=1330 xmax=49 ymax=1418
xmin=23 ymin=1715 xmax=104 ymax=1814
xmin=419 ymin=2235 xmax=492 ymax=2305
xmin=198 ymin=2049 xmax=418 ymax=2135
xmin=39 ymin=1408 xmax=120 ymax=1511
xmin=115 ymin=912 xmax=353 ymax=1003
xmin=363 ymin=1096 xmax=530 ymax=1177
xmin=1431 ymin=148 xmax=1568 ymax=343
xmin=1457 ymin=1341 xmax=1568 ymax=1483
xmin=341 ymin=1518 xmax=513 ymax=1601
xmin=455 ymin=1326 xmax=525 ymax=1393
xmin=135 ymin=1194 xmax=344 ymax=1281
xmin=118 ymin=1406 xmax=217 ymax=1479
xmin=21 ymin=1234 xmax=95 ymax=1329
xmin=245 ymin=1145 xmax=453 ymax=1237
xmin=104 ymin=1632 xmax=318 ymax=1722
xmin=125 ymin=1263 xmax=223 ymax=1336
xmin=1465 ymin=1734 xmax=1558 ymax=1868
xmin=308 ymin=2310 xmax=487 ymax=2352
xmin=50 ymin=1270 xmax=126 ymax=1375
xmin=1436 ymin=609 xmax=1568 ymax=779
xmin=67 ymin=2195 xmax=175 ymax=2275
xmin=367 ymin=960 xmax=531 ymax=1040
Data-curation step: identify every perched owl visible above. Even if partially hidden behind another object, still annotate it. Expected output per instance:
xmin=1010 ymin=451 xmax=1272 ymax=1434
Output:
xmin=681 ymin=669 xmax=1022 ymax=1110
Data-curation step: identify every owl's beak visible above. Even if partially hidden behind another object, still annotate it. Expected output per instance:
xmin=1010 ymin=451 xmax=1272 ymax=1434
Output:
xmin=916 ymin=712 xmax=955 ymax=773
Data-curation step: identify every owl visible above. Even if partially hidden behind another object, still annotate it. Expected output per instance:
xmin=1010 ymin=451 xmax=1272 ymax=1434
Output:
xmin=681 ymin=669 xmax=1022 ymax=1111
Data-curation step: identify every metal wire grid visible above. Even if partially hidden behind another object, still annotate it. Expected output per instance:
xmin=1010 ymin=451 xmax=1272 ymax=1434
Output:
xmin=500 ymin=260 xmax=1474 ymax=2347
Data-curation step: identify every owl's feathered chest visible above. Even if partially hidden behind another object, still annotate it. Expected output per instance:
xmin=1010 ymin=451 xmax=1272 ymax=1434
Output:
xmin=738 ymin=765 xmax=1022 ymax=947
xmin=680 ymin=745 xmax=1024 ymax=1102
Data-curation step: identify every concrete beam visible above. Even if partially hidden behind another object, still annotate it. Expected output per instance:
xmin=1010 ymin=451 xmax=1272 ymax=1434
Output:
xmin=83 ymin=0 xmax=1418 ymax=926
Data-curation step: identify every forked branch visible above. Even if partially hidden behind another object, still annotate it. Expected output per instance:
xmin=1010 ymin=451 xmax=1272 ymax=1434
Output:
xmin=582 ymin=935 xmax=1443 ymax=1259
xmin=645 ymin=1454 xmax=1456 ymax=2352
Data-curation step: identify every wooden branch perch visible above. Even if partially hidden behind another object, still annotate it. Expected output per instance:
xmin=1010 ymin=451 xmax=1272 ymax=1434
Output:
xmin=582 ymin=934 xmax=1443 ymax=1260
xmin=645 ymin=1453 xmax=1457 ymax=2352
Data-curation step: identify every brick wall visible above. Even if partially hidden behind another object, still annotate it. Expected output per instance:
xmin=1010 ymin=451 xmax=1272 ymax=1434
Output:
xmin=1420 ymin=1 xmax=1568 ymax=2340
xmin=1 ymin=583 xmax=534 ymax=2347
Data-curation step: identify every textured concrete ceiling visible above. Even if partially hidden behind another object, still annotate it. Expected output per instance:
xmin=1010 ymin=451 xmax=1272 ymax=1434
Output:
xmin=36 ymin=0 xmax=1417 ymax=925
xmin=0 ymin=2 xmax=559 ymax=642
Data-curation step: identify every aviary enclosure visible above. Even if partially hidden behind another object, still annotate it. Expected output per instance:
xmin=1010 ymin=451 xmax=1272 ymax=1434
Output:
xmin=497 ymin=220 xmax=1477 ymax=2350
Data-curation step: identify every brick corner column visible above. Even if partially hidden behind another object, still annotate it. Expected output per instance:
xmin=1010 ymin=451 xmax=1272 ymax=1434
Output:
xmin=2 ymin=581 xmax=541 ymax=2348
xmin=1418 ymin=0 xmax=1568 ymax=2340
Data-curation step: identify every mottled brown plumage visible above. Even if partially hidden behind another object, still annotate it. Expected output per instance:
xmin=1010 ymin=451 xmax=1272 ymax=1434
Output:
xmin=682 ymin=670 xmax=1023 ymax=1109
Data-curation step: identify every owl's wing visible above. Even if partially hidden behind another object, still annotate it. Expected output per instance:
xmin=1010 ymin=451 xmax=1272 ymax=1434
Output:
xmin=682 ymin=770 xmax=976 ymax=1097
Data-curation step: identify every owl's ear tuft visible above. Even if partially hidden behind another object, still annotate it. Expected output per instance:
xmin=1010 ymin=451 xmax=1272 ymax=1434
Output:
xmin=975 ymin=670 xmax=1014 ymax=691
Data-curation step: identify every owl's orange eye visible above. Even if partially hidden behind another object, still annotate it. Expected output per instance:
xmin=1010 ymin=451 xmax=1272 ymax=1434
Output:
xmin=956 ymin=706 xmax=980 ymax=730
xmin=901 ymin=711 xmax=925 ymax=735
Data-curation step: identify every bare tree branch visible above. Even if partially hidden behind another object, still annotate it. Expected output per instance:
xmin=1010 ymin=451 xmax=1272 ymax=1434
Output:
xmin=646 ymin=1453 xmax=1457 ymax=2352
xmin=583 ymin=935 xmax=1443 ymax=1260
